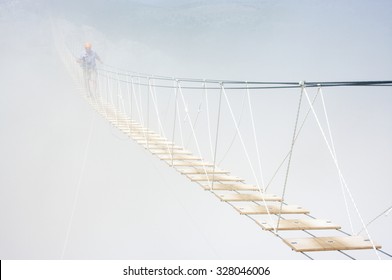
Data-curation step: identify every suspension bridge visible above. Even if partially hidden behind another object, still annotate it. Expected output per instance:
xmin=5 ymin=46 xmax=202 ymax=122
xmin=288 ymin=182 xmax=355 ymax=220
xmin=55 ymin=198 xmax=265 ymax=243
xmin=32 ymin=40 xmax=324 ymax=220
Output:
xmin=53 ymin=23 xmax=392 ymax=260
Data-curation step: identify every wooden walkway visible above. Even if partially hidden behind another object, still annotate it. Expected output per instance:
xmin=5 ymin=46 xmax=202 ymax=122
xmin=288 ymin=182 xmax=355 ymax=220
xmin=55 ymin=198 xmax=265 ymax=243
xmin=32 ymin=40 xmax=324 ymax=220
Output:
xmin=86 ymin=96 xmax=381 ymax=256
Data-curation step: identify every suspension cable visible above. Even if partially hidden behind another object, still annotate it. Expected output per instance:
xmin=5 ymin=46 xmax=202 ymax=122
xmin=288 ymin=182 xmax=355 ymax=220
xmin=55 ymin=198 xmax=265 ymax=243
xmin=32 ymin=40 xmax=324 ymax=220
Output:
xmin=99 ymin=65 xmax=392 ymax=89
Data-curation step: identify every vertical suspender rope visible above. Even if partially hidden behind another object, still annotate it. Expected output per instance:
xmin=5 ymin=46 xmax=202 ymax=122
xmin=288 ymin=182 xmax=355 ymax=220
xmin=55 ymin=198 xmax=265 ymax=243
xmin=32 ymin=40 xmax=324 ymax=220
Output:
xmin=151 ymin=78 xmax=166 ymax=137
xmin=176 ymin=81 xmax=185 ymax=148
xmin=211 ymin=84 xmax=223 ymax=189
xmin=303 ymin=87 xmax=381 ymax=259
xmin=276 ymin=86 xmax=304 ymax=233
xmin=137 ymin=77 xmax=149 ymax=142
xmin=146 ymin=77 xmax=151 ymax=147
xmin=109 ymin=73 xmax=116 ymax=122
xmin=137 ymin=77 xmax=144 ymax=127
xmin=99 ymin=71 xmax=105 ymax=109
xmin=246 ymin=82 xmax=266 ymax=190
xmin=117 ymin=73 xmax=126 ymax=116
xmin=110 ymin=72 xmax=119 ymax=123
xmin=204 ymin=81 xmax=215 ymax=160
xmin=106 ymin=74 xmax=111 ymax=118
xmin=124 ymin=74 xmax=134 ymax=134
xmin=116 ymin=73 xmax=121 ymax=123
xmin=171 ymin=80 xmax=179 ymax=165
xmin=149 ymin=78 xmax=173 ymax=156
xmin=125 ymin=73 xmax=133 ymax=121
xmin=133 ymin=76 xmax=148 ymax=141
xmin=119 ymin=94 xmax=127 ymax=120
xmin=130 ymin=75 xmax=133 ymax=121
xmin=130 ymin=76 xmax=139 ymax=123
xmin=96 ymin=69 xmax=101 ymax=105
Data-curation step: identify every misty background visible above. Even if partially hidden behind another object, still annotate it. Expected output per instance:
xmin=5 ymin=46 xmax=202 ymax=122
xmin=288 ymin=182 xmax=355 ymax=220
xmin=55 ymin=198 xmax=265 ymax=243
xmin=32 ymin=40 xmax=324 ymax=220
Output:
xmin=0 ymin=0 xmax=391 ymax=259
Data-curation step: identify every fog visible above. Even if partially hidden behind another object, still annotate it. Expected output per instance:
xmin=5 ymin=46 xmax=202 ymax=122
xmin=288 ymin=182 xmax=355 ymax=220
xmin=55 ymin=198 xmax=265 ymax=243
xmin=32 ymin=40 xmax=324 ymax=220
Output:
xmin=0 ymin=0 xmax=391 ymax=260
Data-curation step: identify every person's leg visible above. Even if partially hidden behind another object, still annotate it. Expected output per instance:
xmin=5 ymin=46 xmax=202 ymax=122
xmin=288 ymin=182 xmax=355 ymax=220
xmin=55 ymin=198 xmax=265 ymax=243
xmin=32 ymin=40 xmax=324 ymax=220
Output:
xmin=83 ymin=68 xmax=89 ymax=91
xmin=86 ymin=69 xmax=93 ymax=96
xmin=90 ymin=69 xmax=98 ymax=97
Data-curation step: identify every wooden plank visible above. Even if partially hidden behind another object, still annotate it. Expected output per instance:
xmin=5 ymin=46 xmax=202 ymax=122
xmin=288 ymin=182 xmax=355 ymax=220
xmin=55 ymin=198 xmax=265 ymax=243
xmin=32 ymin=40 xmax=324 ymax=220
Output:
xmin=119 ymin=126 xmax=147 ymax=130
xmin=102 ymin=110 xmax=117 ymax=114
xmin=132 ymin=136 xmax=162 ymax=140
xmin=106 ymin=116 xmax=137 ymax=122
xmin=118 ymin=120 xmax=139 ymax=124
xmin=158 ymin=155 xmax=202 ymax=161
xmin=128 ymin=128 xmax=155 ymax=132
xmin=132 ymin=136 xmax=163 ymax=140
xmin=178 ymin=168 xmax=229 ymax=175
xmin=117 ymin=126 xmax=147 ymax=132
xmin=202 ymin=184 xmax=259 ymax=191
xmin=257 ymin=219 xmax=341 ymax=231
xmin=188 ymin=174 xmax=244 ymax=182
xmin=128 ymin=128 xmax=150 ymax=132
xmin=113 ymin=119 xmax=136 ymax=122
xmin=130 ymin=132 xmax=160 ymax=137
xmin=234 ymin=204 xmax=309 ymax=215
xmin=149 ymin=149 xmax=191 ymax=155
xmin=168 ymin=161 xmax=214 ymax=167
xmin=117 ymin=120 xmax=140 ymax=124
xmin=143 ymin=144 xmax=184 ymax=150
xmin=283 ymin=236 xmax=381 ymax=252
xmin=118 ymin=126 xmax=143 ymax=132
xmin=215 ymin=193 xmax=281 ymax=202
xmin=131 ymin=135 xmax=162 ymax=140
xmin=116 ymin=124 xmax=148 ymax=129
xmin=139 ymin=138 xmax=173 ymax=144
xmin=118 ymin=126 xmax=144 ymax=131
xmin=137 ymin=140 xmax=174 ymax=145
xmin=107 ymin=117 xmax=131 ymax=121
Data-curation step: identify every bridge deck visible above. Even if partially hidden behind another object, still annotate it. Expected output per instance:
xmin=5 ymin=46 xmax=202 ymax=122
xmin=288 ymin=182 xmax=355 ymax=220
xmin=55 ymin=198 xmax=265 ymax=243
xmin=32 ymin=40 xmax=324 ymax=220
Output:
xmin=83 ymin=95 xmax=382 ymax=257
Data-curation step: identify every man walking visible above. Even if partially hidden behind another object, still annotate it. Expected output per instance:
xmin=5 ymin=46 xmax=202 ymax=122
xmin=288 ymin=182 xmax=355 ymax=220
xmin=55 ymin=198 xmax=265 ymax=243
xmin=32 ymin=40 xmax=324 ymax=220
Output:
xmin=77 ymin=42 xmax=102 ymax=95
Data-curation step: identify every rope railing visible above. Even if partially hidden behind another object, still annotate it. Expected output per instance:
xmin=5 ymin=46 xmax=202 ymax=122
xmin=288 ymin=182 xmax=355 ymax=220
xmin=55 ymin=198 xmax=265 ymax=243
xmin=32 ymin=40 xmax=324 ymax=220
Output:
xmin=99 ymin=65 xmax=392 ymax=90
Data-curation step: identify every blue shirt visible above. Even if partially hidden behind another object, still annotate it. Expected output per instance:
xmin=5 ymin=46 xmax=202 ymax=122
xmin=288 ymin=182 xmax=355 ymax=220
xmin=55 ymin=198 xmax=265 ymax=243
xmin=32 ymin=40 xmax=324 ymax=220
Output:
xmin=80 ymin=50 xmax=100 ymax=70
